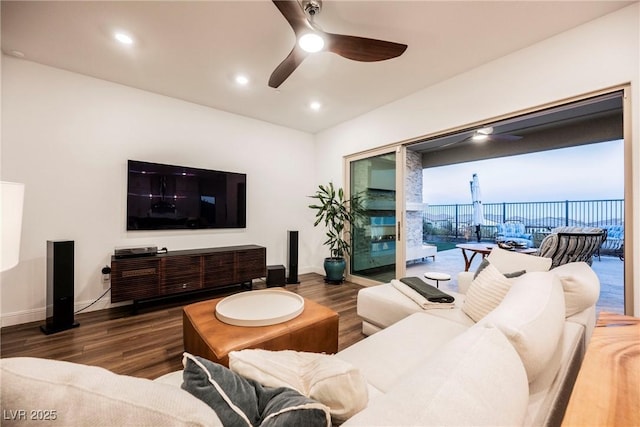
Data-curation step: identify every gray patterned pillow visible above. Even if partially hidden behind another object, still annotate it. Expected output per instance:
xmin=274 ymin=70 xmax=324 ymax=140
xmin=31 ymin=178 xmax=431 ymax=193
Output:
xmin=181 ymin=353 xmax=330 ymax=427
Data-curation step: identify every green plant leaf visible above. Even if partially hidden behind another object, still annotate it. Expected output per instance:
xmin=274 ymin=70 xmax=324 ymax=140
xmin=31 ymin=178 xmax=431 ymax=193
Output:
xmin=308 ymin=182 xmax=359 ymax=258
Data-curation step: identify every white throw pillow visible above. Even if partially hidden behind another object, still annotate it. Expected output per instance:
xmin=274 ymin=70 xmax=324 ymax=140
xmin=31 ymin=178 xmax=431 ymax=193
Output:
xmin=341 ymin=325 xmax=529 ymax=426
xmin=462 ymin=261 xmax=519 ymax=322
xmin=0 ymin=357 xmax=221 ymax=426
xmin=487 ymin=246 xmax=552 ymax=273
xmin=229 ymin=349 xmax=368 ymax=423
xmin=478 ymin=272 xmax=565 ymax=382
xmin=551 ymin=262 xmax=601 ymax=317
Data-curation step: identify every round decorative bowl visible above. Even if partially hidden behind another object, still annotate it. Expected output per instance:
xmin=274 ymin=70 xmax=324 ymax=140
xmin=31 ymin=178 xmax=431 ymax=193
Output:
xmin=215 ymin=289 xmax=305 ymax=327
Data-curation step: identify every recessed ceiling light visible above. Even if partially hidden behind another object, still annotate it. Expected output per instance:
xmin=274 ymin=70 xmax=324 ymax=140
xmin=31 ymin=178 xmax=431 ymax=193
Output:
xmin=235 ymin=75 xmax=249 ymax=86
xmin=298 ymin=33 xmax=324 ymax=53
xmin=114 ymin=32 xmax=134 ymax=45
xmin=309 ymin=101 xmax=322 ymax=111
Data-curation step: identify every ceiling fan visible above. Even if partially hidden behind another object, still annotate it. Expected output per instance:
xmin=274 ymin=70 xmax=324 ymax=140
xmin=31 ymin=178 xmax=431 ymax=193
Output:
xmin=467 ymin=127 xmax=522 ymax=143
xmin=268 ymin=0 xmax=408 ymax=88
xmin=433 ymin=127 xmax=523 ymax=150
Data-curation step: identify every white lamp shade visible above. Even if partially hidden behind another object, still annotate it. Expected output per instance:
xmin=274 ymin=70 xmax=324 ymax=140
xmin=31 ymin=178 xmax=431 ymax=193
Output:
xmin=1 ymin=181 xmax=25 ymax=272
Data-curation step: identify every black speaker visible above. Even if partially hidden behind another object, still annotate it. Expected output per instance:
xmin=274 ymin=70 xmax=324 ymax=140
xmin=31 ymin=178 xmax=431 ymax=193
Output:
xmin=40 ymin=240 xmax=79 ymax=335
xmin=266 ymin=265 xmax=286 ymax=287
xmin=286 ymin=230 xmax=299 ymax=284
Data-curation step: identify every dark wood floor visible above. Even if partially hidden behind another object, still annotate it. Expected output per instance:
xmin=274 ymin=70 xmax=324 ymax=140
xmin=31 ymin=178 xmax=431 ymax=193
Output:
xmin=0 ymin=274 xmax=366 ymax=379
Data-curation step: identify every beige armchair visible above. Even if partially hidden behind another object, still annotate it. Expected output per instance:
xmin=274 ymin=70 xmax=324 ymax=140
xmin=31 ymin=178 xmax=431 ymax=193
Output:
xmin=536 ymin=226 xmax=606 ymax=268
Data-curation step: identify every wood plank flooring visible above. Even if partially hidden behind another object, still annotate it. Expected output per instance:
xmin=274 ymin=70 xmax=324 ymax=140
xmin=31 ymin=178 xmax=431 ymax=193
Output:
xmin=0 ymin=274 xmax=366 ymax=379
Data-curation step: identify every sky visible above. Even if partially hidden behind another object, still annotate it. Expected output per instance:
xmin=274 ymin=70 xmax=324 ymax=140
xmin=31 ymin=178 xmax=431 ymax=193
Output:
xmin=422 ymin=139 xmax=624 ymax=205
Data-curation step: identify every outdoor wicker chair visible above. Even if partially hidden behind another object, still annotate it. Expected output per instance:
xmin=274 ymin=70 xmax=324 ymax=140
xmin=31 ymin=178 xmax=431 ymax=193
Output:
xmin=536 ymin=226 xmax=607 ymax=268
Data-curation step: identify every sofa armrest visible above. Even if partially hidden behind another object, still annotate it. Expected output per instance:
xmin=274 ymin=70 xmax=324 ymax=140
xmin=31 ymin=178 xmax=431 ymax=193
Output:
xmin=457 ymin=271 xmax=474 ymax=294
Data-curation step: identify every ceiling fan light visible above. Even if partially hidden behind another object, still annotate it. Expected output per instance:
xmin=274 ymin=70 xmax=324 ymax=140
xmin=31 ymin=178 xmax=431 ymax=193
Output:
xmin=298 ymin=33 xmax=324 ymax=53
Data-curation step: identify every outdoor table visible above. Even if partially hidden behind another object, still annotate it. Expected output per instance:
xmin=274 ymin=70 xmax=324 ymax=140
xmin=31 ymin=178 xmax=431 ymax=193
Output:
xmin=456 ymin=243 xmax=537 ymax=271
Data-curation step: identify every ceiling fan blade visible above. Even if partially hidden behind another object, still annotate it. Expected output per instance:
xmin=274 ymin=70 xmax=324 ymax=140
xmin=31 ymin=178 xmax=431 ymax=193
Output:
xmin=325 ymin=33 xmax=407 ymax=62
xmin=272 ymin=0 xmax=313 ymax=35
xmin=269 ymin=45 xmax=309 ymax=88
xmin=491 ymin=134 xmax=523 ymax=142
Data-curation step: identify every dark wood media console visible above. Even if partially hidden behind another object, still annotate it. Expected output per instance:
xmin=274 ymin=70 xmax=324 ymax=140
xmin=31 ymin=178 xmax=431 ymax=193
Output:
xmin=110 ymin=245 xmax=266 ymax=305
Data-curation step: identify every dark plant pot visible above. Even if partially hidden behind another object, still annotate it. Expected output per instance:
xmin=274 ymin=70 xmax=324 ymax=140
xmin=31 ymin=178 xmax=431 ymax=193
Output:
xmin=323 ymin=257 xmax=345 ymax=284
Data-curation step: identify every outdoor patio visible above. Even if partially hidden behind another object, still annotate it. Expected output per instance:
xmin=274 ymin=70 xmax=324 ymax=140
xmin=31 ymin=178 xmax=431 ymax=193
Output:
xmin=405 ymin=247 xmax=624 ymax=315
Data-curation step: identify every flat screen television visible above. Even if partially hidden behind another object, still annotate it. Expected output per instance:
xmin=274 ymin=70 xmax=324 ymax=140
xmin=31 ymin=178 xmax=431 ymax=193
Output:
xmin=127 ymin=160 xmax=246 ymax=230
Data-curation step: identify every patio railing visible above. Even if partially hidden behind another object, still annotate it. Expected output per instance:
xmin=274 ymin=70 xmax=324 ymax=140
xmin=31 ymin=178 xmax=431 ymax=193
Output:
xmin=423 ymin=199 xmax=624 ymax=246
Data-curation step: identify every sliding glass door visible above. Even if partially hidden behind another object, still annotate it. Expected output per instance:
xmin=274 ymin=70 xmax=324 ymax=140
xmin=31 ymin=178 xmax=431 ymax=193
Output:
xmin=347 ymin=150 xmax=403 ymax=284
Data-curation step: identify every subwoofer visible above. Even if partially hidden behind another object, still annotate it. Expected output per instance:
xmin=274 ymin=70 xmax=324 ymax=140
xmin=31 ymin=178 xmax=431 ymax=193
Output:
xmin=286 ymin=230 xmax=299 ymax=284
xmin=40 ymin=240 xmax=79 ymax=334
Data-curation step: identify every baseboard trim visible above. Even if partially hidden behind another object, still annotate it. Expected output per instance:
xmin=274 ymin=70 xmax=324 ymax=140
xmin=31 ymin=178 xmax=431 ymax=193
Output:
xmin=1 ymin=297 xmax=116 ymax=328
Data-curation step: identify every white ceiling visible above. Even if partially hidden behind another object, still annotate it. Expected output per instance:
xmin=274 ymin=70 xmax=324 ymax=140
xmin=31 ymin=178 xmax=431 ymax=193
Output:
xmin=1 ymin=1 xmax=633 ymax=133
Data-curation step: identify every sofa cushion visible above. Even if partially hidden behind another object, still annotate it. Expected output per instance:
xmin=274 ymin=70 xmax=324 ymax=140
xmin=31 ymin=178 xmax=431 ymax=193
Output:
xmin=551 ymin=262 xmax=600 ymax=317
xmin=357 ymin=283 xmax=466 ymax=332
xmin=462 ymin=261 xmax=522 ymax=322
xmin=478 ymin=272 xmax=565 ymax=382
xmin=229 ymin=349 xmax=368 ymax=423
xmin=341 ymin=325 xmax=529 ymax=426
xmin=182 ymin=352 xmax=330 ymax=427
xmin=336 ymin=313 xmax=469 ymax=392
xmin=0 ymin=356 xmax=222 ymax=426
xmin=487 ymin=246 xmax=552 ymax=273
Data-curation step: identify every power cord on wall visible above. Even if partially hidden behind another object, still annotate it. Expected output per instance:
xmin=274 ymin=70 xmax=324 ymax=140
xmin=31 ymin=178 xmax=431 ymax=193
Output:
xmin=75 ymin=287 xmax=111 ymax=314
xmin=74 ymin=265 xmax=113 ymax=315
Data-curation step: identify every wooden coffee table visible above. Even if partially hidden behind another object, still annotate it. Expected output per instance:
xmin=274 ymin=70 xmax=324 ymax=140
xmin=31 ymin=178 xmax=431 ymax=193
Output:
xmin=183 ymin=290 xmax=339 ymax=366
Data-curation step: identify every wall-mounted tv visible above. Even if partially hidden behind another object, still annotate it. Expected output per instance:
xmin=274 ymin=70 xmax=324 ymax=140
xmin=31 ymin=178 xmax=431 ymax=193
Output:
xmin=127 ymin=160 xmax=246 ymax=230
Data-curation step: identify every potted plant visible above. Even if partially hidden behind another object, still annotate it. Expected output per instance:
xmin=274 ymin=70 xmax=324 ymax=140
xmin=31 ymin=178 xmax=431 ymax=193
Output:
xmin=309 ymin=182 xmax=361 ymax=283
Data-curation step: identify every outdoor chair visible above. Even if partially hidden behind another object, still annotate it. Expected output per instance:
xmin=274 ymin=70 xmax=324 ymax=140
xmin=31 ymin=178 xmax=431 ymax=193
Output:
xmin=599 ymin=225 xmax=624 ymax=260
xmin=495 ymin=222 xmax=534 ymax=248
xmin=536 ymin=226 xmax=606 ymax=268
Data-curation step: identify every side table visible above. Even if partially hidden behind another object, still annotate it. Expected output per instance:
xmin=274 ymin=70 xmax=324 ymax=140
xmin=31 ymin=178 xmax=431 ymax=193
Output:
xmin=423 ymin=271 xmax=451 ymax=288
xmin=561 ymin=312 xmax=639 ymax=426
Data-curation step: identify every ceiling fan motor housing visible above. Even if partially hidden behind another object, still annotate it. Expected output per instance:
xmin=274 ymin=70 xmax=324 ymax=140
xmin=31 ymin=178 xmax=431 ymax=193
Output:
xmin=303 ymin=0 xmax=322 ymax=17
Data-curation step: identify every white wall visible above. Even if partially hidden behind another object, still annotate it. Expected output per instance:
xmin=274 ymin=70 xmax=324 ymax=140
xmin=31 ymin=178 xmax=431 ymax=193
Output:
xmin=314 ymin=4 xmax=640 ymax=313
xmin=0 ymin=57 xmax=317 ymax=326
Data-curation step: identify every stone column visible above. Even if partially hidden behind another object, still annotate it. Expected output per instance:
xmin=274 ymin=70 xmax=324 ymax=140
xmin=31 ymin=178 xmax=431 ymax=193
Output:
xmin=405 ymin=150 xmax=424 ymax=259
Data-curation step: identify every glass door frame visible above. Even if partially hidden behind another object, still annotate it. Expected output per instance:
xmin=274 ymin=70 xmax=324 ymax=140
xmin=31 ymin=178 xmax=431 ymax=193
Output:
xmin=342 ymin=85 xmax=632 ymax=315
xmin=344 ymin=145 xmax=407 ymax=287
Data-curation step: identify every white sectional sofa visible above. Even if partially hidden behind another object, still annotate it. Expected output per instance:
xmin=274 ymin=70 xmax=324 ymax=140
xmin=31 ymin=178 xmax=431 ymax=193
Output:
xmin=354 ymin=247 xmax=600 ymax=426
xmin=1 ymin=247 xmax=600 ymax=426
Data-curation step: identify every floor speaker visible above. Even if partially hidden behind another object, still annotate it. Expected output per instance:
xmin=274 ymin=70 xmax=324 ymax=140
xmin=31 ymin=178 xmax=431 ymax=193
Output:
xmin=40 ymin=240 xmax=79 ymax=335
xmin=286 ymin=230 xmax=299 ymax=284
